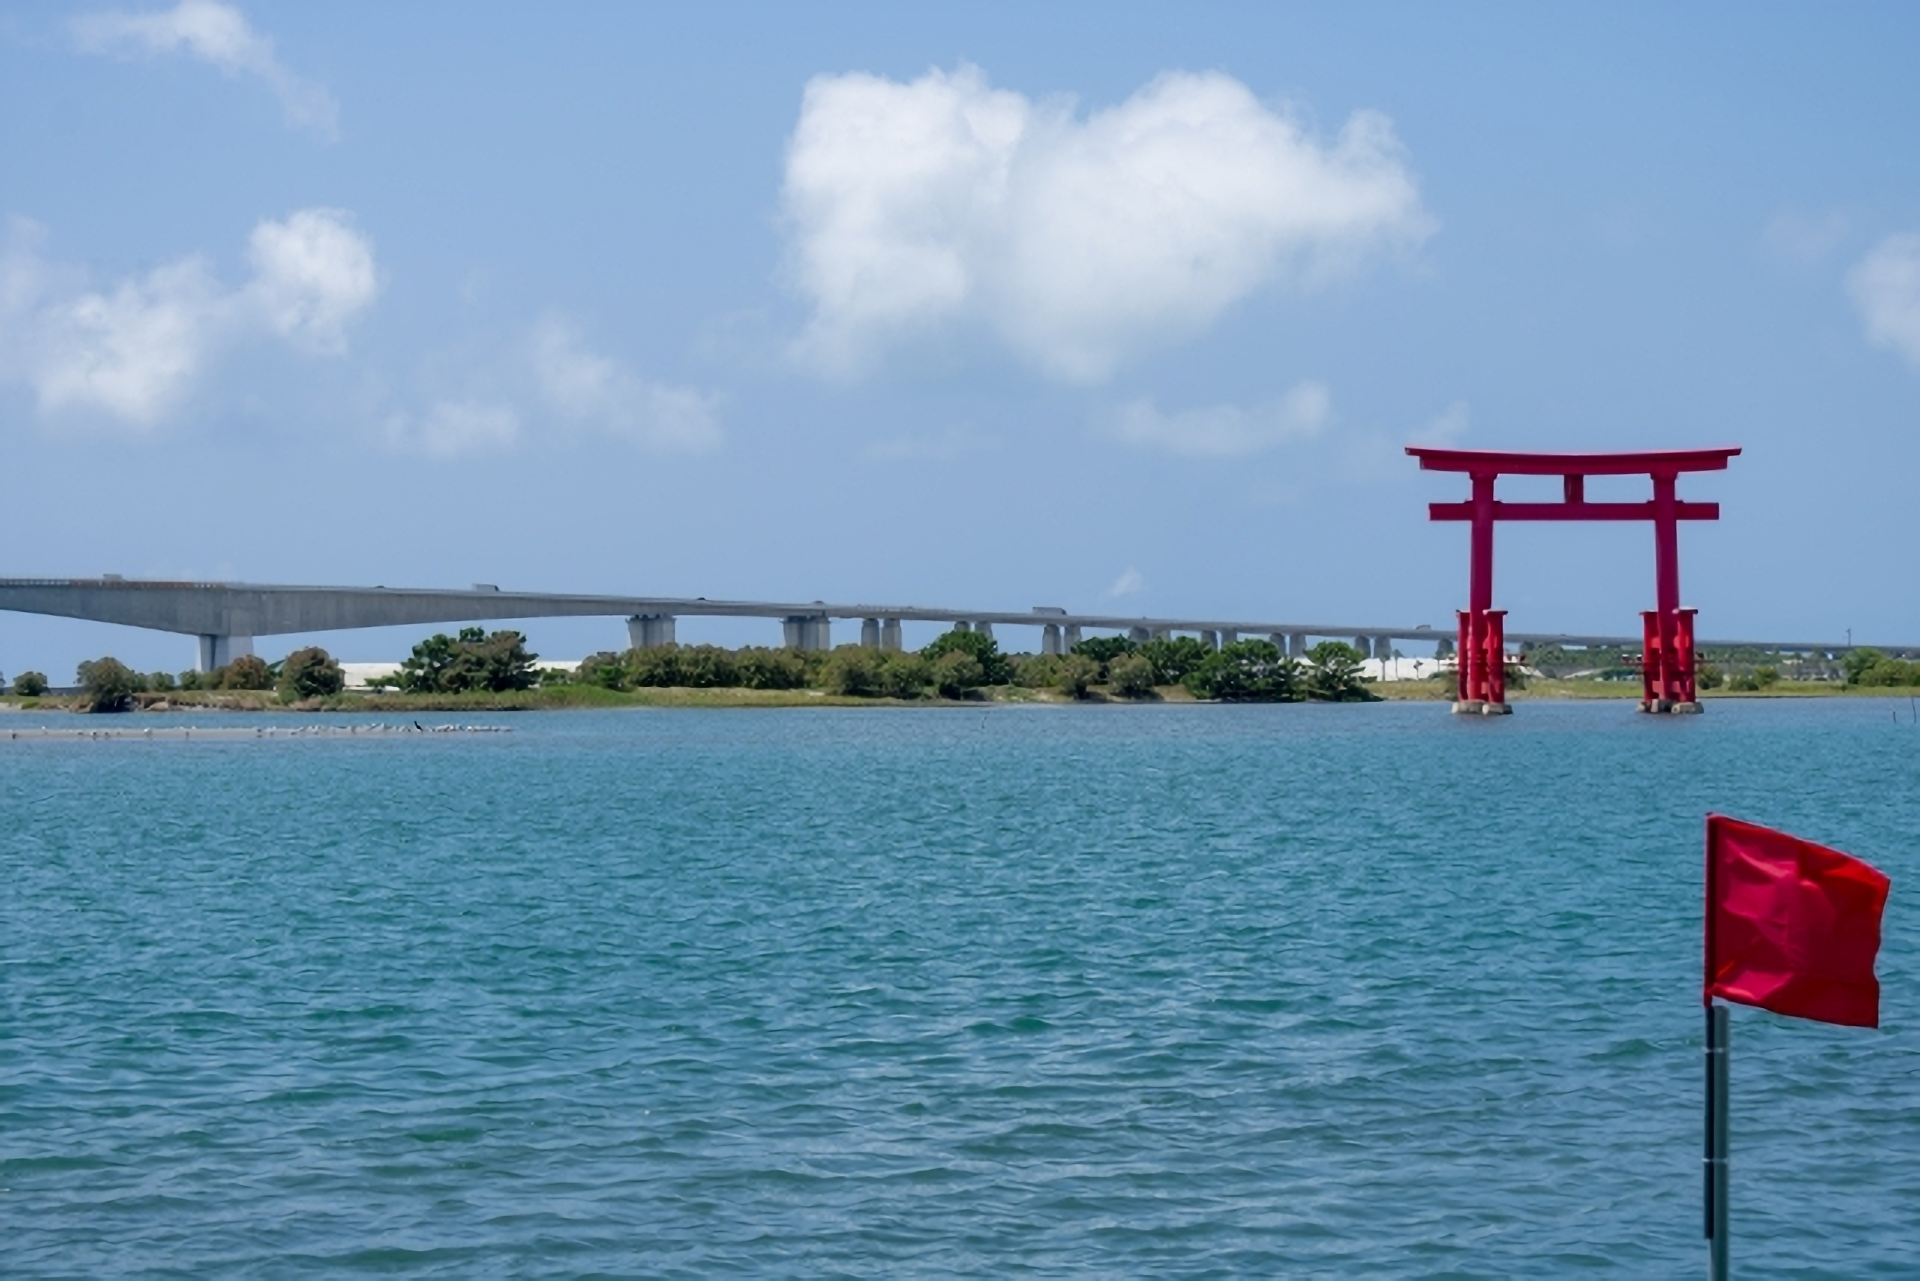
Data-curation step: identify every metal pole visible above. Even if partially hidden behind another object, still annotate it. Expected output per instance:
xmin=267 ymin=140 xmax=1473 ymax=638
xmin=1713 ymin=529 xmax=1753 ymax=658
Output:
xmin=1705 ymin=1003 xmax=1729 ymax=1280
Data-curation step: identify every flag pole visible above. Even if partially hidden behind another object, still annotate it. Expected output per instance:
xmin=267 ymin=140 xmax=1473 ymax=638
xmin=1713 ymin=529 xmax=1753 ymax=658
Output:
xmin=1705 ymin=1002 xmax=1729 ymax=1280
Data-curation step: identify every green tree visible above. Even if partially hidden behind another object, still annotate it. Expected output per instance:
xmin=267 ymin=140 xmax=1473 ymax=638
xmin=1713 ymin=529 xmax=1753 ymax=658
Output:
xmin=1185 ymin=639 xmax=1301 ymax=702
xmin=279 ymin=647 xmax=345 ymax=699
xmin=455 ymin=629 xmax=538 ymax=692
xmin=1012 ymin=653 xmax=1064 ymax=689
xmin=1107 ymin=651 xmax=1157 ymax=699
xmin=1070 ymin=635 xmax=1137 ymax=668
xmin=12 ymin=670 xmax=48 ymax=697
xmin=736 ymin=647 xmax=809 ymax=690
xmin=674 ymin=644 xmax=739 ymax=689
xmin=1843 ymin=648 xmax=1885 ymax=685
xmin=1306 ymin=641 xmax=1376 ymax=702
xmin=1138 ymin=636 xmax=1211 ymax=685
xmin=400 ymin=632 xmax=461 ymax=692
xmin=220 ymin=654 xmax=275 ymax=691
xmin=626 ymin=644 xmax=683 ymax=688
xmin=823 ymin=645 xmax=885 ymax=696
xmin=1056 ymin=653 xmax=1100 ymax=699
xmin=398 ymin=628 xmax=537 ymax=693
xmin=574 ymin=651 xmax=629 ymax=689
xmin=875 ymin=652 xmax=930 ymax=699
xmin=931 ymin=650 xmax=986 ymax=699
xmin=77 ymin=656 xmax=139 ymax=712
xmin=148 ymin=670 xmax=177 ymax=692
xmin=921 ymin=629 xmax=1012 ymax=684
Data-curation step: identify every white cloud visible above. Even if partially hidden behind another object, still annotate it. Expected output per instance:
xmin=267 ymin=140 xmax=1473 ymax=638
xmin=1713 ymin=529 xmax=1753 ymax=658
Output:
xmin=783 ymin=64 xmax=1432 ymax=382
xmin=1107 ymin=567 xmax=1146 ymax=598
xmin=74 ymin=0 xmax=339 ymax=140
xmin=1421 ymin=400 xmax=1469 ymax=444
xmin=530 ymin=318 xmax=722 ymax=452
xmin=0 ymin=209 xmax=377 ymax=427
xmin=385 ymin=400 xmax=521 ymax=458
xmin=1096 ymin=381 xmax=1330 ymax=457
xmin=245 ymin=209 xmax=378 ymax=352
xmin=1848 ymin=233 xmax=1920 ymax=366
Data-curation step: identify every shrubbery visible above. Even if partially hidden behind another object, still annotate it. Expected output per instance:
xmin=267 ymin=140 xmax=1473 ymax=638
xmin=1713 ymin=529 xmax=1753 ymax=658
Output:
xmin=41 ymin=624 xmax=1393 ymax=710
xmin=1184 ymin=639 xmax=1300 ymax=702
xmin=280 ymin=647 xmax=345 ymax=699
xmin=401 ymin=628 xmax=538 ymax=694
xmin=76 ymin=656 xmax=139 ymax=712
xmin=1107 ymin=652 xmax=1157 ymax=699
xmin=1844 ymin=649 xmax=1920 ymax=687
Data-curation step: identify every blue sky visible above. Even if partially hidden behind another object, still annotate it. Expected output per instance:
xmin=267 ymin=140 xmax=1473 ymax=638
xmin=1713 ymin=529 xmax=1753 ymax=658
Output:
xmin=3 ymin=2 xmax=1918 ymax=674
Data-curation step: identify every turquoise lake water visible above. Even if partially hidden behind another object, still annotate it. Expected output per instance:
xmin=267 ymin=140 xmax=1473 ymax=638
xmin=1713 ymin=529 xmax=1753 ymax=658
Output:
xmin=3 ymin=700 xmax=1917 ymax=1277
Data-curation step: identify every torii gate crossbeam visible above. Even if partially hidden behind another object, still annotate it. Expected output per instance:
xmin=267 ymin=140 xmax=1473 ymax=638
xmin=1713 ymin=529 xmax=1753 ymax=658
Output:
xmin=1407 ymin=446 xmax=1741 ymax=715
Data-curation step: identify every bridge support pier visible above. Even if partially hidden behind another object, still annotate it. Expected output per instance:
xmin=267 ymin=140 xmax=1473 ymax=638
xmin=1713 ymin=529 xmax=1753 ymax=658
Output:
xmin=627 ymin=613 xmax=676 ymax=649
xmin=197 ymin=633 xmax=254 ymax=673
xmin=1129 ymin=626 xmax=1151 ymax=644
xmin=1374 ymin=635 xmax=1393 ymax=662
xmin=951 ymin=620 xmax=972 ymax=633
xmin=1042 ymin=624 xmax=1062 ymax=656
xmin=1222 ymin=630 xmax=1238 ymax=645
xmin=976 ymin=622 xmax=994 ymax=642
xmin=1063 ymin=624 xmax=1081 ymax=650
xmin=783 ymin=615 xmax=831 ymax=651
xmin=1200 ymin=630 xmax=1219 ymax=650
xmin=880 ymin=619 xmax=902 ymax=651
xmin=1290 ymin=633 xmax=1308 ymax=660
xmin=861 ymin=618 xmax=881 ymax=649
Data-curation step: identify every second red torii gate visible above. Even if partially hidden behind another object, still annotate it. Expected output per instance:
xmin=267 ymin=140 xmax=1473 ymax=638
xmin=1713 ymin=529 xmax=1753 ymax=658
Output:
xmin=1406 ymin=445 xmax=1741 ymax=715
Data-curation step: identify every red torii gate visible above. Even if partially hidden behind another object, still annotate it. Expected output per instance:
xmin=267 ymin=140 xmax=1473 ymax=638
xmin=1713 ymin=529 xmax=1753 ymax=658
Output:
xmin=1406 ymin=446 xmax=1741 ymax=715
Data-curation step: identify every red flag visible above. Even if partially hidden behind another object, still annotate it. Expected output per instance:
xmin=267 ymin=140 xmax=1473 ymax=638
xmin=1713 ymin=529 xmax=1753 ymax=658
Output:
xmin=1705 ymin=814 xmax=1890 ymax=1028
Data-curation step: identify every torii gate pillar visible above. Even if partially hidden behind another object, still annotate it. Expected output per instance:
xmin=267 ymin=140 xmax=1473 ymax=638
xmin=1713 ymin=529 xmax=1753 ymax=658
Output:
xmin=1408 ymin=446 xmax=1740 ymax=716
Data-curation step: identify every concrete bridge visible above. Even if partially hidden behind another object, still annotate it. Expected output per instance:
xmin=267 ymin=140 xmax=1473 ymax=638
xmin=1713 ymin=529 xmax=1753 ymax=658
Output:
xmin=0 ymin=577 xmax=1877 ymax=672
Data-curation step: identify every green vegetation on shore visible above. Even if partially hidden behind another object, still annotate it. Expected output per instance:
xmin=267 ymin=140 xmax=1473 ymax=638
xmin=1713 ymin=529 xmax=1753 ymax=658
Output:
xmin=21 ymin=629 xmax=1912 ymax=713
xmin=27 ymin=627 xmax=1379 ymax=711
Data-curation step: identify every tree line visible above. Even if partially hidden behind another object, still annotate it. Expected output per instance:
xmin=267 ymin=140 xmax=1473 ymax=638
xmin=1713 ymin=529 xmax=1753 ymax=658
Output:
xmin=552 ymin=630 xmax=1377 ymax=702
xmin=42 ymin=625 xmax=1379 ymax=711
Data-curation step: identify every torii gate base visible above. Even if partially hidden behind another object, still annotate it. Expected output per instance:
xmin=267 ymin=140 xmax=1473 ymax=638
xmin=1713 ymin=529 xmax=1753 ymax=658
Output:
xmin=1407 ymin=446 xmax=1741 ymax=716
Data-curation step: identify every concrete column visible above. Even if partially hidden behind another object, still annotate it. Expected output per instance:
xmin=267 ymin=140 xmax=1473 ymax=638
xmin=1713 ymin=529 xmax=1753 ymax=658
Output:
xmin=783 ymin=615 xmax=831 ymax=650
xmin=1222 ymin=630 xmax=1238 ymax=645
xmin=1290 ymin=633 xmax=1308 ymax=659
xmin=1063 ymin=624 xmax=1081 ymax=649
xmin=197 ymin=634 xmax=254 ymax=673
xmin=1152 ymin=628 xmax=1171 ymax=642
xmin=1353 ymin=636 xmax=1373 ymax=658
xmin=1129 ymin=626 xmax=1152 ymax=643
xmin=627 ymin=613 xmax=676 ymax=649
xmin=1201 ymin=630 xmax=1219 ymax=650
xmin=1374 ymin=635 xmax=1394 ymax=663
xmin=1042 ymin=624 xmax=1062 ymax=656
xmin=1269 ymin=632 xmax=1286 ymax=654
xmin=880 ymin=619 xmax=902 ymax=651
xmin=861 ymin=618 xmax=881 ymax=649
xmin=952 ymin=620 xmax=972 ymax=633
xmin=975 ymin=621 xmax=994 ymax=642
